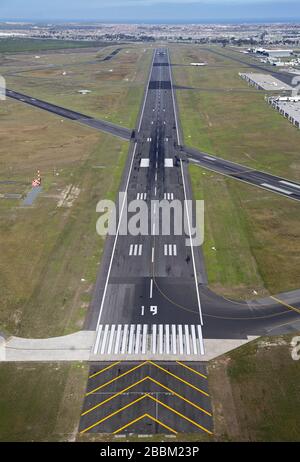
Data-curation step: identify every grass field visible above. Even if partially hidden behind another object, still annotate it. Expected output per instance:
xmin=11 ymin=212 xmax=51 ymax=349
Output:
xmin=4 ymin=44 xmax=152 ymax=128
xmin=209 ymin=335 xmax=300 ymax=441
xmin=0 ymin=38 xmax=111 ymax=53
xmin=0 ymin=98 xmax=130 ymax=338
xmin=0 ymin=362 xmax=89 ymax=442
xmin=171 ymin=45 xmax=300 ymax=180
xmin=171 ymin=44 xmax=300 ymax=299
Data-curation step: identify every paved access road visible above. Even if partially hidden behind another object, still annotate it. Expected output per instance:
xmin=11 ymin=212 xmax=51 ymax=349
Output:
xmin=183 ymin=146 xmax=300 ymax=202
xmin=6 ymin=88 xmax=132 ymax=140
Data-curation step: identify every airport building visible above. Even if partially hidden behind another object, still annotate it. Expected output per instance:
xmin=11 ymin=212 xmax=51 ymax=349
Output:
xmin=239 ymin=72 xmax=293 ymax=91
xmin=251 ymin=47 xmax=293 ymax=58
xmin=266 ymin=95 xmax=300 ymax=129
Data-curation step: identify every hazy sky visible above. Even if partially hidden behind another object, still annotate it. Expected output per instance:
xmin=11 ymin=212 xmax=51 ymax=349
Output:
xmin=1 ymin=0 xmax=300 ymax=22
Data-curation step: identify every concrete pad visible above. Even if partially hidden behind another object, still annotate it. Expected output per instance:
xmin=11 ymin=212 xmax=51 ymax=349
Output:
xmin=22 ymin=186 xmax=42 ymax=206
xmin=89 ymin=336 xmax=258 ymax=362
xmin=2 ymin=331 xmax=95 ymax=362
xmin=0 ymin=331 xmax=258 ymax=362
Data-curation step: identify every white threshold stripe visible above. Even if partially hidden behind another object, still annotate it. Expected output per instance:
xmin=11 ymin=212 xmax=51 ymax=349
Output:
xmin=135 ymin=324 xmax=141 ymax=354
xmin=93 ymin=143 xmax=138 ymax=354
xmin=197 ymin=325 xmax=205 ymax=355
xmin=280 ymin=180 xmax=300 ymax=190
xmin=178 ymin=324 xmax=184 ymax=355
xmin=128 ymin=325 xmax=135 ymax=355
xmin=121 ymin=324 xmax=129 ymax=354
xmin=100 ymin=325 xmax=109 ymax=355
xmin=94 ymin=324 xmax=207 ymax=356
xmin=142 ymin=324 xmax=148 ymax=354
xmin=152 ymin=324 xmax=157 ymax=354
xmin=107 ymin=324 xmax=116 ymax=355
xmin=165 ymin=324 xmax=170 ymax=355
xmin=185 ymin=324 xmax=190 ymax=355
xmin=172 ymin=324 xmax=177 ymax=355
xmin=261 ymin=183 xmax=292 ymax=195
xmin=159 ymin=324 xmax=164 ymax=354
xmin=114 ymin=325 xmax=122 ymax=354
xmin=191 ymin=324 xmax=197 ymax=355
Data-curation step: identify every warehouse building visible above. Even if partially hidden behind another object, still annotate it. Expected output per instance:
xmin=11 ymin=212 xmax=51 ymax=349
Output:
xmin=251 ymin=47 xmax=293 ymax=58
xmin=266 ymin=96 xmax=300 ymax=129
xmin=239 ymin=72 xmax=293 ymax=91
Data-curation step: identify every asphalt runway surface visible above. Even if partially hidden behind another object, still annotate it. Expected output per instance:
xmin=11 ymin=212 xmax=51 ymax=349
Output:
xmin=5 ymin=88 xmax=132 ymax=140
xmin=87 ymin=47 xmax=300 ymax=359
xmin=79 ymin=361 xmax=213 ymax=436
xmin=183 ymin=146 xmax=300 ymax=202
xmin=89 ymin=48 xmax=208 ymax=359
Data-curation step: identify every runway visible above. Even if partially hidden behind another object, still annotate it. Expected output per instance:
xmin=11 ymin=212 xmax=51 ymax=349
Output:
xmin=5 ymin=88 xmax=132 ymax=141
xmin=183 ymin=146 xmax=300 ymax=202
xmin=87 ymin=47 xmax=300 ymax=357
xmin=89 ymin=48 xmax=207 ymax=360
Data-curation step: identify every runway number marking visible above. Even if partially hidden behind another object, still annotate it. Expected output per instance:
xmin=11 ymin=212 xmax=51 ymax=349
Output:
xmin=140 ymin=306 xmax=158 ymax=316
xmin=150 ymin=306 xmax=158 ymax=316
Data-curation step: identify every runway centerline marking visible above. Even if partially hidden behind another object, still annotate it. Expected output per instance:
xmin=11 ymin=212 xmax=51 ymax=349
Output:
xmin=150 ymin=279 xmax=154 ymax=299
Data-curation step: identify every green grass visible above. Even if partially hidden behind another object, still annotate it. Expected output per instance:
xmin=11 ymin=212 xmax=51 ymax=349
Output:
xmin=0 ymin=103 xmax=129 ymax=337
xmin=0 ymin=362 xmax=89 ymax=442
xmin=171 ymin=44 xmax=300 ymax=299
xmin=5 ymin=45 xmax=152 ymax=128
xmin=171 ymin=45 xmax=300 ymax=181
xmin=208 ymin=335 xmax=300 ymax=441
xmin=190 ymin=164 xmax=300 ymax=299
xmin=0 ymin=38 xmax=110 ymax=53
